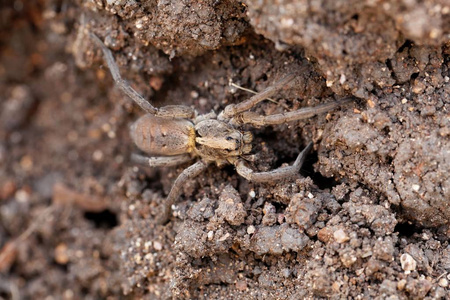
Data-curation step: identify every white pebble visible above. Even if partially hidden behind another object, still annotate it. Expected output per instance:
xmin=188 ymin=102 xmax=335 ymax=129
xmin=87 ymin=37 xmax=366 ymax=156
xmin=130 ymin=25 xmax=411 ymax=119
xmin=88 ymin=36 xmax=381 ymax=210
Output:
xmin=333 ymin=229 xmax=349 ymax=243
xmin=135 ymin=19 xmax=143 ymax=29
xmin=144 ymin=241 xmax=152 ymax=251
xmin=92 ymin=150 xmax=103 ymax=161
xmin=190 ymin=91 xmax=199 ymax=99
xmin=199 ymin=98 xmax=208 ymax=107
xmin=15 ymin=189 xmax=30 ymax=203
xmin=153 ymin=241 xmax=163 ymax=251
xmin=438 ymin=278 xmax=448 ymax=288
xmin=280 ymin=18 xmax=294 ymax=28
xmin=400 ymin=253 xmax=417 ymax=274
xmin=218 ymin=233 xmax=230 ymax=242
xmin=247 ymin=225 xmax=256 ymax=234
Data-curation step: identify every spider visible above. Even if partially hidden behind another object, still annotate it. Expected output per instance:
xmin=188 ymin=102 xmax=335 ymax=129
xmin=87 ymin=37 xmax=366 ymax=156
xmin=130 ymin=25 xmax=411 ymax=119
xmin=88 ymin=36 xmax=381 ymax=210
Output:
xmin=90 ymin=33 xmax=352 ymax=224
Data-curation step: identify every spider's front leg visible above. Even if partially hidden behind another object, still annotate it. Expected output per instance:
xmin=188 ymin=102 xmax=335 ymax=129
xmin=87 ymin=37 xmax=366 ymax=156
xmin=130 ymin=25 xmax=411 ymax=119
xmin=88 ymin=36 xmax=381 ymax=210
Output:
xmin=234 ymin=142 xmax=313 ymax=183
xmin=90 ymin=33 xmax=158 ymax=114
xmin=90 ymin=33 xmax=196 ymax=119
xmin=157 ymin=160 xmax=209 ymax=224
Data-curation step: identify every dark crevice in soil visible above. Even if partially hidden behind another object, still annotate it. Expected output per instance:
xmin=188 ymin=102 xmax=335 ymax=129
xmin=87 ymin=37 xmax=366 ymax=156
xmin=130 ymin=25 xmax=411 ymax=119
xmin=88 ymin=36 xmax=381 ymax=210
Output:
xmin=52 ymin=260 xmax=69 ymax=272
xmin=220 ymin=164 xmax=236 ymax=179
xmin=271 ymin=200 xmax=287 ymax=213
xmin=397 ymin=39 xmax=414 ymax=53
xmin=395 ymin=222 xmax=422 ymax=237
xmin=301 ymin=150 xmax=338 ymax=190
xmin=145 ymin=169 xmax=164 ymax=191
xmin=410 ymin=72 xmax=420 ymax=80
xmin=151 ymin=72 xmax=177 ymax=106
xmin=84 ymin=210 xmax=119 ymax=229
xmin=385 ymin=58 xmax=397 ymax=82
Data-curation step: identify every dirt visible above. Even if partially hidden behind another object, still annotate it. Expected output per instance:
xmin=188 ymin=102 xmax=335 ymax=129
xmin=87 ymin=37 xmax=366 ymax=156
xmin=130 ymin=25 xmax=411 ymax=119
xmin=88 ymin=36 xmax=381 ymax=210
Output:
xmin=1 ymin=0 xmax=449 ymax=299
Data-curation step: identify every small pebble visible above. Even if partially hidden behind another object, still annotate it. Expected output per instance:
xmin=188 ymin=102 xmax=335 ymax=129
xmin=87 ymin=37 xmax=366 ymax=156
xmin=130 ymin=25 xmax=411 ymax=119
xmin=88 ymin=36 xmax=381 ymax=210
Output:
xmin=54 ymin=243 xmax=69 ymax=265
xmin=63 ymin=290 xmax=74 ymax=299
xmin=0 ymin=180 xmax=16 ymax=200
xmin=20 ymin=155 xmax=33 ymax=171
xmin=317 ymin=227 xmax=333 ymax=243
xmin=134 ymin=254 xmax=142 ymax=264
xmin=144 ymin=241 xmax=151 ymax=251
xmin=199 ymin=98 xmax=208 ymax=107
xmin=15 ymin=189 xmax=30 ymax=203
xmin=247 ymin=225 xmax=255 ymax=234
xmin=153 ymin=241 xmax=163 ymax=251
xmin=218 ymin=232 xmax=230 ymax=242
xmin=235 ymin=280 xmax=247 ymax=291
xmin=92 ymin=150 xmax=104 ymax=161
xmin=397 ymin=279 xmax=407 ymax=291
xmin=149 ymin=76 xmax=163 ymax=91
xmin=340 ymin=250 xmax=357 ymax=267
xmin=438 ymin=278 xmax=448 ymax=288
xmin=190 ymin=90 xmax=199 ymax=99
xmin=334 ymin=229 xmax=349 ymax=243
xmin=400 ymin=253 xmax=417 ymax=274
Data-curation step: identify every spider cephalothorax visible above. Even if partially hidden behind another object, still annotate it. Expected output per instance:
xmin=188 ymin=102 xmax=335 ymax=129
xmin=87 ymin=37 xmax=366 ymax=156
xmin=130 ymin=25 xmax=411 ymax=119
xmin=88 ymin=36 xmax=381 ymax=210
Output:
xmin=194 ymin=119 xmax=253 ymax=163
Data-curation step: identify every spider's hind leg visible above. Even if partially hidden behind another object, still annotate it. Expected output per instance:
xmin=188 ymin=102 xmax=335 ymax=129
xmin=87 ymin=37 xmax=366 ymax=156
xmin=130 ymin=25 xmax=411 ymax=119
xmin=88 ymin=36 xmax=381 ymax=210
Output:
xmin=131 ymin=153 xmax=194 ymax=168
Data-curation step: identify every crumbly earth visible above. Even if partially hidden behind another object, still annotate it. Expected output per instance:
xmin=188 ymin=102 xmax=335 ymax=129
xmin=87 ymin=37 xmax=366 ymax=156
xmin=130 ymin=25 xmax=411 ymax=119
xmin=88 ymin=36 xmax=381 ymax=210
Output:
xmin=0 ymin=0 xmax=449 ymax=299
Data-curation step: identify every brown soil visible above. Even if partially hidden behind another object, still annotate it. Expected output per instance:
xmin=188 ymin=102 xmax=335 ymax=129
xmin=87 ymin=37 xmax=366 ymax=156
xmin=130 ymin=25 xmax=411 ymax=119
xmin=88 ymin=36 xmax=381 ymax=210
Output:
xmin=1 ymin=0 xmax=449 ymax=299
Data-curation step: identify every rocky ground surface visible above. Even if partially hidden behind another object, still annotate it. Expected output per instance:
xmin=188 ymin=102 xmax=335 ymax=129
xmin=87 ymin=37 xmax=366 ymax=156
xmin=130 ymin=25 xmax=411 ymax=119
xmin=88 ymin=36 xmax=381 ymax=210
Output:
xmin=0 ymin=0 xmax=449 ymax=299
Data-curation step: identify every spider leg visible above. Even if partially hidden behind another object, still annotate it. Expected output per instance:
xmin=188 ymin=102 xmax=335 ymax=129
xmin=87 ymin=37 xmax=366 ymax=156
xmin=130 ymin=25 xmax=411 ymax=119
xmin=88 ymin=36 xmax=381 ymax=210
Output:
xmin=157 ymin=160 xmax=209 ymax=224
xmin=90 ymin=33 xmax=158 ymax=115
xmin=221 ymin=72 xmax=298 ymax=119
xmin=234 ymin=142 xmax=313 ymax=183
xmin=234 ymin=97 xmax=354 ymax=126
xmin=131 ymin=153 xmax=194 ymax=168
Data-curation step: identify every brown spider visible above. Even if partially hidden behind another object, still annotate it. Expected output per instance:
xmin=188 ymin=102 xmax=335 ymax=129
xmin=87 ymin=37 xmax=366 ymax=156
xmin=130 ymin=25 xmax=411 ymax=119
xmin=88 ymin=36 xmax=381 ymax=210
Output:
xmin=90 ymin=33 xmax=352 ymax=224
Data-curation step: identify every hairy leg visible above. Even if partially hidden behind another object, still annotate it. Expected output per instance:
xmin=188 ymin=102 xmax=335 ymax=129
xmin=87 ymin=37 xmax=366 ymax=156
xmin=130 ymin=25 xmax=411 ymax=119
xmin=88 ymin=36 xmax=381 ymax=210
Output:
xmin=157 ymin=160 xmax=209 ymax=224
xmin=91 ymin=34 xmax=197 ymax=119
xmin=131 ymin=153 xmax=194 ymax=168
xmin=90 ymin=33 xmax=158 ymax=114
xmin=235 ymin=142 xmax=313 ymax=183
xmin=234 ymin=98 xmax=354 ymax=126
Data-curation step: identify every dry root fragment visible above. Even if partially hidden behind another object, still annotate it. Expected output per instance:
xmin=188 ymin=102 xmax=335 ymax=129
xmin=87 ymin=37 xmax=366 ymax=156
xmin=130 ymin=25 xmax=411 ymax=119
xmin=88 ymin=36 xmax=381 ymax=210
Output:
xmin=52 ymin=182 xmax=109 ymax=212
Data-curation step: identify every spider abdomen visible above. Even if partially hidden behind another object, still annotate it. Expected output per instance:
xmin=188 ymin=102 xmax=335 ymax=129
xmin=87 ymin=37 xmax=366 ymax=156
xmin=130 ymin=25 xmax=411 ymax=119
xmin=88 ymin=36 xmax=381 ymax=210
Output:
xmin=130 ymin=114 xmax=195 ymax=156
